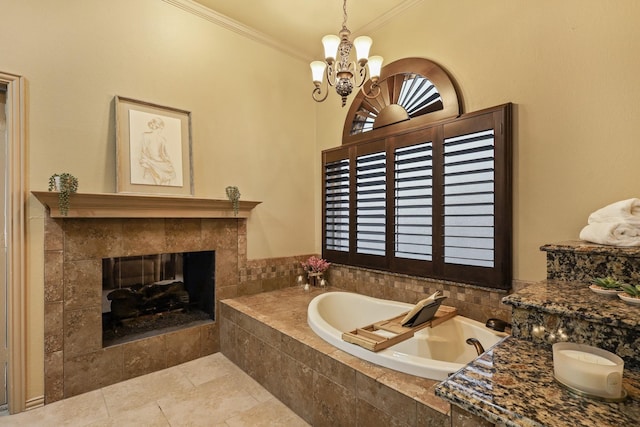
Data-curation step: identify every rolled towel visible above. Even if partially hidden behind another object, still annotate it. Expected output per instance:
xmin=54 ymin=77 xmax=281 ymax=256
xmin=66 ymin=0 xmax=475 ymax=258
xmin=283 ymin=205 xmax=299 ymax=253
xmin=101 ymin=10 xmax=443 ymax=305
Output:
xmin=579 ymin=222 xmax=640 ymax=246
xmin=588 ymin=198 xmax=640 ymax=225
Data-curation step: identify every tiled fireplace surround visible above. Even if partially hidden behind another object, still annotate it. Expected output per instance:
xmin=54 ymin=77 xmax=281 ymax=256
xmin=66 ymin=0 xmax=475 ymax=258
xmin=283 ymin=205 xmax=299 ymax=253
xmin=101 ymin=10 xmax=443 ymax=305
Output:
xmin=42 ymin=210 xmax=517 ymax=405
xmin=42 ymin=213 xmax=309 ymax=403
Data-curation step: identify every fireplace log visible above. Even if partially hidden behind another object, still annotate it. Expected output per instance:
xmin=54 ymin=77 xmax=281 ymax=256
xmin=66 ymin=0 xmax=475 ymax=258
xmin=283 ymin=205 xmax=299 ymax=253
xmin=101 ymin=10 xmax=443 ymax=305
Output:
xmin=107 ymin=281 xmax=190 ymax=324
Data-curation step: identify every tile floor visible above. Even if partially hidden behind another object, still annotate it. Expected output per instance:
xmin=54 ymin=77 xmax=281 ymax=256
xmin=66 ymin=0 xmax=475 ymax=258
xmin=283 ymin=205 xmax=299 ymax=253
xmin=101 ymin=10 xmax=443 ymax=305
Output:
xmin=0 ymin=353 xmax=308 ymax=426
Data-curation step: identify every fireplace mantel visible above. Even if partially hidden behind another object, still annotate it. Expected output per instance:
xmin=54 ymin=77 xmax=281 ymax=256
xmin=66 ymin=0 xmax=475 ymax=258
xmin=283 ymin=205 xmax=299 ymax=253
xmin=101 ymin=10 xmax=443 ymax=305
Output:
xmin=32 ymin=191 xmax=261 ymax=218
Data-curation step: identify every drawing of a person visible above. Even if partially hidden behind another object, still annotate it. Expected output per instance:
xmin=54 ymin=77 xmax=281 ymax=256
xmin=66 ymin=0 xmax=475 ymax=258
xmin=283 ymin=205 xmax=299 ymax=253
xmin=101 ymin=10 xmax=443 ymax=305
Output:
xmin=139 ymin=117 xmax=176 ymax=185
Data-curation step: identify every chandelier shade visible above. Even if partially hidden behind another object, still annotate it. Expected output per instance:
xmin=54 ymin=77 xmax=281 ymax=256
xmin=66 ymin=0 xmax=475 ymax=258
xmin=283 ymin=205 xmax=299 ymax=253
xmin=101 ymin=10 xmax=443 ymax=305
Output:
xmin=310 ymin=61 xmax=327 ymax=84
xmin=367 ymin=56 xmax=384 ymax=80
xmin=322 ymin=35 xmax=341 ymax=62
xmin=353 ymin=36 xmax=372 ymax=63
xmin=310 ymin=0 xmax=383 ymax=106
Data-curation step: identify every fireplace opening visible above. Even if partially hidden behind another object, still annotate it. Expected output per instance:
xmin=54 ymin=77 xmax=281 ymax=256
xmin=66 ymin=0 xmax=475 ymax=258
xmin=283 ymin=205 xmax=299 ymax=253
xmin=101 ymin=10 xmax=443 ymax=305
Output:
xmin=102 ymin=250 xmax=215 ymax=347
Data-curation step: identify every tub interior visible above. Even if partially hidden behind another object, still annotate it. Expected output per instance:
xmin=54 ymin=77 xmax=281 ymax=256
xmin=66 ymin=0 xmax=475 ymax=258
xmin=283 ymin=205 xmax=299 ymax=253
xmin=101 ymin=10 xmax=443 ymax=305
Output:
xmin=315 ymin=292 xmax=409 ymax=332
xmin=308 ymin=291 xmax=507 ymax=380
xmin=391 ymin=318 xmax=498 ymax=363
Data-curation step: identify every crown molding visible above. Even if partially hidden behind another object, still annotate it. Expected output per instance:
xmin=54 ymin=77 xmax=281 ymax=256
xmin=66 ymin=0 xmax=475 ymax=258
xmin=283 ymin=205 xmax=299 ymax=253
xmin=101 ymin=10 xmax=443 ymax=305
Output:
xmin=162 ymin=0 xmax=311 ymax=62
xmin=354 ymin=0 xmax=424 ymax=36
xmin=163 ymin=0 xmax=424 ymax=63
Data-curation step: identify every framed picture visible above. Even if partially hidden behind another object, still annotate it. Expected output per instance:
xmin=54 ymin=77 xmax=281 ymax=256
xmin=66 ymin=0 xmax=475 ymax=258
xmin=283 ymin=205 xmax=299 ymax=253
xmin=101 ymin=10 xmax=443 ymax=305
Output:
xmin=115 ymin=96 xmax=193 ymax=195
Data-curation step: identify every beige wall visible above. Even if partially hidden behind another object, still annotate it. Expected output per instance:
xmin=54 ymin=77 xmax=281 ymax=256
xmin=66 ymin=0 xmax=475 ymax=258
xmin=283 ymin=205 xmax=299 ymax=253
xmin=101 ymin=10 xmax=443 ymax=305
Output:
xmin=7 ymin=0 xmax=317 ymax=259
xmin=316 ymin=0 xmax=640 ymax=282
xmin=0 ymin=0 xmax=317 ymax=404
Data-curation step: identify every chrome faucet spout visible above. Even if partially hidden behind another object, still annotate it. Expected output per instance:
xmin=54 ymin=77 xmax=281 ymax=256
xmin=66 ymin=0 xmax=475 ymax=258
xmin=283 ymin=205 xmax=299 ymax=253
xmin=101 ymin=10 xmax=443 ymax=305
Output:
xmin=466 ymin=338 xmax=485 ymax=356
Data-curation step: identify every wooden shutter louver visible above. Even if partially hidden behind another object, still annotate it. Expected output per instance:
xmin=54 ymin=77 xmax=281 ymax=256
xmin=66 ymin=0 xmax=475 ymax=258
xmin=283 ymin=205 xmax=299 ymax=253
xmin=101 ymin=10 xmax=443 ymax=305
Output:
xmin=397 ymin=75 xmax=443 ymax=118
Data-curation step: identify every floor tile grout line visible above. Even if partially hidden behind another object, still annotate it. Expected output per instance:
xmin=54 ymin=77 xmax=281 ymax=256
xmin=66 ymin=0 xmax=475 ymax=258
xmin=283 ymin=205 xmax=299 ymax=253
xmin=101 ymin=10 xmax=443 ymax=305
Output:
xmin=99 ymin=389 xmax=111 ymax=420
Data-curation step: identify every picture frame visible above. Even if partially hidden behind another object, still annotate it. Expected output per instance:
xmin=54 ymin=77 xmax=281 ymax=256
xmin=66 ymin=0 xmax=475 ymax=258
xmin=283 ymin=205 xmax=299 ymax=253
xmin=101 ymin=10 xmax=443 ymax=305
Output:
xmin=115 ymin=96 xmax=193 ymax=196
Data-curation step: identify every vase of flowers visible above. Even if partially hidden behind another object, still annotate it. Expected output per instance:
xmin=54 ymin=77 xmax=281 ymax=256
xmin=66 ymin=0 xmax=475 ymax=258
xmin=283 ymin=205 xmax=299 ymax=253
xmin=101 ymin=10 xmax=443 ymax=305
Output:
xmin=301 ymin=256 xmax=331 ymax=287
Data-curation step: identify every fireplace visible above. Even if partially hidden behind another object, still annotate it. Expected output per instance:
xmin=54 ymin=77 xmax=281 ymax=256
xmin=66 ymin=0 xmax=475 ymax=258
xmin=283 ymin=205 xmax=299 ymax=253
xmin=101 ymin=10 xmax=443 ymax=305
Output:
xmin=34 ymin=192 xmax=265 ymax=403
xmin=102 ymin=250 xmax=215 ymax=347
xmin=40 ymin=214 xmax=245 ymax=402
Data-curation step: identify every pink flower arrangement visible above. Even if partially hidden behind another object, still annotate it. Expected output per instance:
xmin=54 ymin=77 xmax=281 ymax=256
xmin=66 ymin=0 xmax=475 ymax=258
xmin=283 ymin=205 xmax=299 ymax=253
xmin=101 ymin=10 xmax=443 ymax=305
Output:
xmin=301 ymin=256 xmax=331 ymax=273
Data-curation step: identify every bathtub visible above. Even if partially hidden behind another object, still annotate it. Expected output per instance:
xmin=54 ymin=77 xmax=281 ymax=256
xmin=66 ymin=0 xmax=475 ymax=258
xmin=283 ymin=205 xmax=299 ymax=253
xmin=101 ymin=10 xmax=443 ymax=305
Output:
xmin=307 ymin=291 xmax=507 ymax=380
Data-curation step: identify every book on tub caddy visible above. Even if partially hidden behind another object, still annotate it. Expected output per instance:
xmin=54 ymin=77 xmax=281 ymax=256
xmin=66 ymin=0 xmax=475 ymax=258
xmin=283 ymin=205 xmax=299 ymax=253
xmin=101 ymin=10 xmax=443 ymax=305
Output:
xmin=341 ymin=292 xmax=456 ymax=352
xmin=400 ymin=292 xmax=448 ymax=327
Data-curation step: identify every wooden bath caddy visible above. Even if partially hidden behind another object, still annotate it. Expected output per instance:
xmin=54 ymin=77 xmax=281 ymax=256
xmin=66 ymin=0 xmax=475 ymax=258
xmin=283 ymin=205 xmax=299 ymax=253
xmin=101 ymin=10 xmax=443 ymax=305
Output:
xmin=341 ymin=306 xmax=457 ymax=352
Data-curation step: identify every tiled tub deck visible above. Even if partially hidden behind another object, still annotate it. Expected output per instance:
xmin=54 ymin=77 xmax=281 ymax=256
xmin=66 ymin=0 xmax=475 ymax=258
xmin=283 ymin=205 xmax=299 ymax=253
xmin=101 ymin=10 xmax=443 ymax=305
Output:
xmin=220 ymin=286 xmax=488 ymax=426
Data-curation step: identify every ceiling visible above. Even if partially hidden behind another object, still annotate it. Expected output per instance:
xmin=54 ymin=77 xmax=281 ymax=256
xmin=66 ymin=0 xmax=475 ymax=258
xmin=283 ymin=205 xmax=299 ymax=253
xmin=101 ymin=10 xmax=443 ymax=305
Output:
xmin=191 ymin=0 xmax=420 ymax=60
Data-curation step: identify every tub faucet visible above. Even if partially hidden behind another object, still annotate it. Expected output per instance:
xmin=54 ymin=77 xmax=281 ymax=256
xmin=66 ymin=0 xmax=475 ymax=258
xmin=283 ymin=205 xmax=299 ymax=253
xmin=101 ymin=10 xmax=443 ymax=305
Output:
xmin=485 ymin=318 xmax=511 ymax=333
xmin=466 ymin=338 xmax=485 ymax=356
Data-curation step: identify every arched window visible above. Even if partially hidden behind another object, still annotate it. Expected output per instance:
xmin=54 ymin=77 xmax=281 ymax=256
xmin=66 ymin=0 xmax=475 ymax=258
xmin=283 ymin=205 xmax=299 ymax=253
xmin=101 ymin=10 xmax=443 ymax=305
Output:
xmin=323 ymin=58 xmax=512 ymax=289
xmin=342 ymin=57 xmax=460 ymax=145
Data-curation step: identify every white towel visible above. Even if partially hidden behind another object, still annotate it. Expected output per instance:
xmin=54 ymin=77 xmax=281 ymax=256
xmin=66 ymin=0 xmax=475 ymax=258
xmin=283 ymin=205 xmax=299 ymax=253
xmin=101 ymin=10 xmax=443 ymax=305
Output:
xmin=579 ymin=222 xmax=640 ymax=246
xmin=588 ymin=198 xmax=640 ymax=225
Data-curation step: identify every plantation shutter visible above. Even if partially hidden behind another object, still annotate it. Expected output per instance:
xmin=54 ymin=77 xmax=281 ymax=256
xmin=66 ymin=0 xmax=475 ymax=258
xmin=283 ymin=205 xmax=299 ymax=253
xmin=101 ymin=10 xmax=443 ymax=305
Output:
xmin=394 ymin=142 xmax=433 ymax=261
xmin=443 ymin=129 xmax=495 ymax=267
xmin=355 ymin=150 xmax=386 ymax=256
xmin=441 ymin=107 xmax=511 ymax=288
xmin=324 ymin=157 xmax=350 ymax=252
xmin=322 ymin=104 xmax=511 ymax=289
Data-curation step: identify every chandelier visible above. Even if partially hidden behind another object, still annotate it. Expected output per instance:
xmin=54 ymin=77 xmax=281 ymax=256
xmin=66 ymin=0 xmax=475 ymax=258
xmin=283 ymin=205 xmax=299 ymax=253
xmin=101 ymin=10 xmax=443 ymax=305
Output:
xmin=310 ymin=0 xmax=383 ymax=107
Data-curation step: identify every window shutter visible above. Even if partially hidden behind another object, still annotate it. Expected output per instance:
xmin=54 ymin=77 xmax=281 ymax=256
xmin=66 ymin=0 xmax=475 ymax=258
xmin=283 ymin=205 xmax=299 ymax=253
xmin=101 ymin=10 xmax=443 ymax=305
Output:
xmin=443 ymin=129 xmax=495 ymax=267
xmin=394 ymin=142 xmax=433 ymax=261
xmin=323 ymin=103 xmax=511 ymax=289
xmin=324 ymin=158 xmax=350 ymax=252
xmin=356 ymin=151 xmax=386 ymax=256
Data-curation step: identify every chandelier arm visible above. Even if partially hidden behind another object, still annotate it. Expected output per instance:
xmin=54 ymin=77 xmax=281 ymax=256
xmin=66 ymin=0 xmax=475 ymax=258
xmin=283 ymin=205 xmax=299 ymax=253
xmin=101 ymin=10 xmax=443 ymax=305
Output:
xmin=360 ymin=82 xmax=381 ymax=100
xmin=326 ymin=64 xmax=336 ymax=88
xmin=354 ymin=63 xmax=368 ymax=88
xmin=312 ymin=69 xmax=331 ymax=103
xmin=312 ymin=86 xmax=329 ymax=103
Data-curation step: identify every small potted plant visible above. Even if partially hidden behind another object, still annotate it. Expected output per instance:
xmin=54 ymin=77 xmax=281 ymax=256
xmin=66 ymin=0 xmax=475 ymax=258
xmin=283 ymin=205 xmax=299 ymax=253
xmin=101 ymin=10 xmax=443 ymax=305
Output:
xmin=225 ymin=186 xmax=241 ymax=216
xmin=618 ymin=283 xmax=640 ymax=305
xmin=48 ymin=173 xmax=78 ymax=216
xmin=589 ymin=276 xmax=624 ymax=295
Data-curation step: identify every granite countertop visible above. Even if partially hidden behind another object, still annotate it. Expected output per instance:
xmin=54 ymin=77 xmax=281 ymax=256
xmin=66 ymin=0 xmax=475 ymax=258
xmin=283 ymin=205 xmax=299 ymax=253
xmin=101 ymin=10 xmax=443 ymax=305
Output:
xmin=435 ymin=337 xmax=640 ymax=427
xmin=541 ymin=240 xmax=640 ymax=256
xmin=502 ymin=280 xmax=639 ymax=329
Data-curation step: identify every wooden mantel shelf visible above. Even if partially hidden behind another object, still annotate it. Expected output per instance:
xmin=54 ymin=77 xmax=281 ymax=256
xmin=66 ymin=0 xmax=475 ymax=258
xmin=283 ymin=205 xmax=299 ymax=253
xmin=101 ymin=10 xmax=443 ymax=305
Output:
xmin=32 ymin=191 xmax=261 ymax=219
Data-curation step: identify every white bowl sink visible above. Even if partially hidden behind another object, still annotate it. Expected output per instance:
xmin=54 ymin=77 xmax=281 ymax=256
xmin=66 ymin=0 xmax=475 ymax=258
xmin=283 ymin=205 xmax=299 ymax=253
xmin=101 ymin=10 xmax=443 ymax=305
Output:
xmin=552 ymin=342 xmax=625 ymax=400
